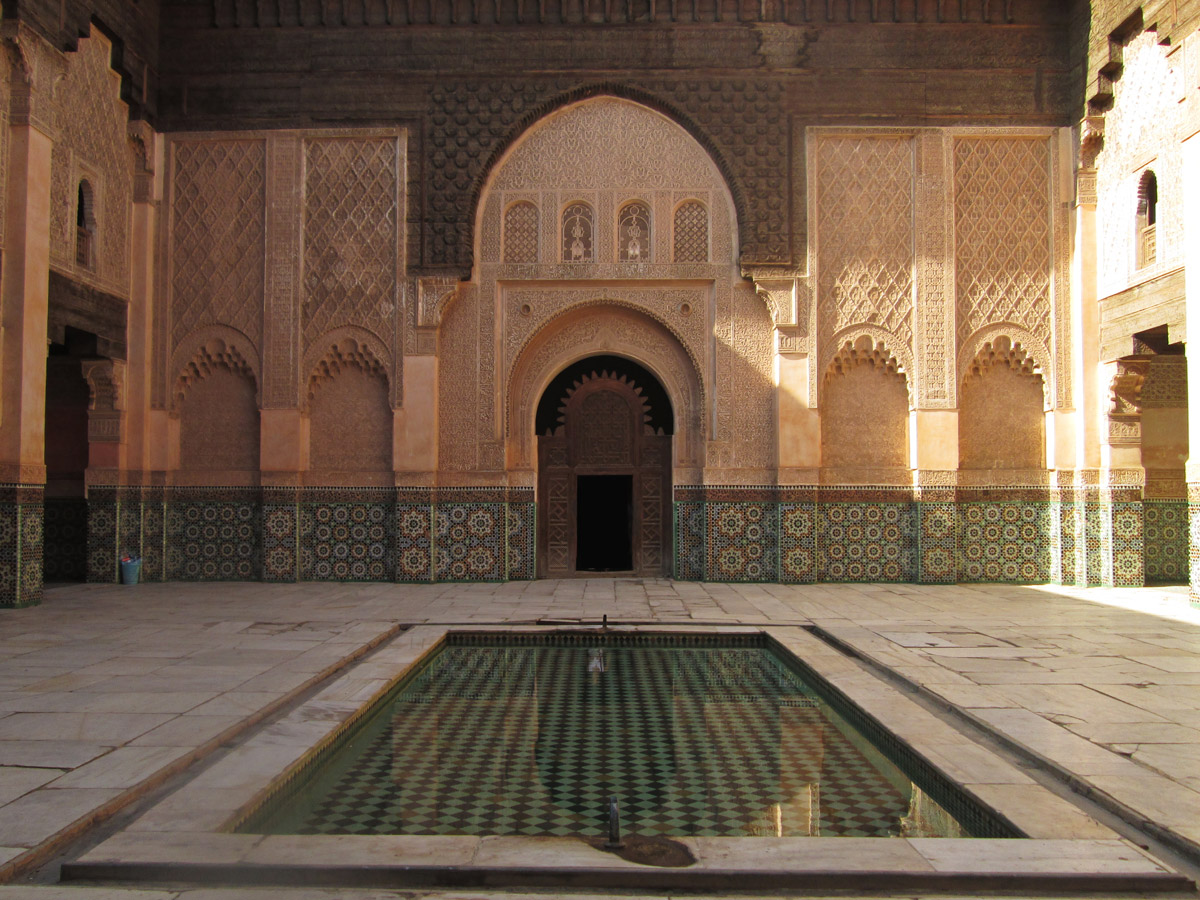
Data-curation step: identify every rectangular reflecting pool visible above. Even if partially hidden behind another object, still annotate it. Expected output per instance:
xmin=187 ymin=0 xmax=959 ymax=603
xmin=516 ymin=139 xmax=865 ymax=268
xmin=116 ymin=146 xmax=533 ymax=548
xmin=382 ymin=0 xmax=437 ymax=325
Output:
xmin=239 ymin=633 xmax=1018 ymax=840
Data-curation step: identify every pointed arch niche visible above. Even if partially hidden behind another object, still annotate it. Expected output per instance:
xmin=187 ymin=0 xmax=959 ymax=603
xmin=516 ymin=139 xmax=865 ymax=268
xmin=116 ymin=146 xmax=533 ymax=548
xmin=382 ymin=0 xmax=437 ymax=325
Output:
xmin=171 ymin=335 xmax=261 ymax=483
xmin=959 ymin=336 xmax=1046 ymax=470
xmin=821 ymin=336 xmax=910 ymax=470
xmin=305 ymin=338 xmax=393 ymax=481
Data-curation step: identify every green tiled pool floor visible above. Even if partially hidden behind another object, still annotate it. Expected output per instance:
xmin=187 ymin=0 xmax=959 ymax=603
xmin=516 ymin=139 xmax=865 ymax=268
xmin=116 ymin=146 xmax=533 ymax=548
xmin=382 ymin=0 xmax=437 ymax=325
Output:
xmin=248 ymin=641 xmax=970 ymax=838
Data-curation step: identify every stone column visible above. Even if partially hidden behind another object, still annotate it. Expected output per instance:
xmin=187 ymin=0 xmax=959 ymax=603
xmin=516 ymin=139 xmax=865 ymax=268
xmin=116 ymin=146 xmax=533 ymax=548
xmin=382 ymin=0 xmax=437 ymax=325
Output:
xmin=1054 ymin=132 xmax=1106 ymax=588
xmin=0 ymin=87 xmax=53 ymax=605
xmin=125 ymin=123 xmax=165 ymax=580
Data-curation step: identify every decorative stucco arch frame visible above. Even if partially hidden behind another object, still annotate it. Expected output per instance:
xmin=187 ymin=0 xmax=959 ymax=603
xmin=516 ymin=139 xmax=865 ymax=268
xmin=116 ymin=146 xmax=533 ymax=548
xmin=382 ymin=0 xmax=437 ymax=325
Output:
xmin=301 ymin=325 xmax=394 ymax=413
xmin=467 ymin=84 xmax=749 ymax=268
xmin=506 ymin=304 xmax=706 ymax=473
xmin=169 ymin=324 xmax=262 ymax=416
xmin=821 ymin=326 xmax=915 ymax=409
xmin=958 ymin=323 xmax=1052 ymax=411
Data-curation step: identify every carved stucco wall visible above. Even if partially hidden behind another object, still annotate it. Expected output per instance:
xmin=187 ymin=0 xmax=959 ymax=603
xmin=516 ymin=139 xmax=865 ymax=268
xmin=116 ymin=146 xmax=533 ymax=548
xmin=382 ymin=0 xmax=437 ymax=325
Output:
xmin=1097 ymin=29 xmax=1183 ymax=298
xmin=47 ymin=29 xmax=134 ymax=300
xmin=445 ymin=97 xmax=771 ymax=478
xmin=813 ymin=133 xmax=915 ymax=407
xmin=809 ymin=127 xmax=1063 ymax=422
xmin=161 ymin=130 xmax=406 ymax=433
xmin=954 ymin=135 xmax=1056 ymax=402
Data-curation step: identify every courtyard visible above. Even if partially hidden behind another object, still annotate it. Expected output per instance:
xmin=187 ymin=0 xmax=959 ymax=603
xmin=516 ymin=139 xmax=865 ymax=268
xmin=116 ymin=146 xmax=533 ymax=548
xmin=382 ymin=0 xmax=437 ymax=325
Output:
xmin=0 ymin=579 xmax=1199 ymax=898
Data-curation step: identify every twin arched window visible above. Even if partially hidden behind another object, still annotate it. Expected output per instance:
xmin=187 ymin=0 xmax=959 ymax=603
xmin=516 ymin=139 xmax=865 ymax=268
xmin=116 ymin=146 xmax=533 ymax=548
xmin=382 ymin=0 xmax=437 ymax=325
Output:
xmin=503 ymin=198 xmax=710 ymax=264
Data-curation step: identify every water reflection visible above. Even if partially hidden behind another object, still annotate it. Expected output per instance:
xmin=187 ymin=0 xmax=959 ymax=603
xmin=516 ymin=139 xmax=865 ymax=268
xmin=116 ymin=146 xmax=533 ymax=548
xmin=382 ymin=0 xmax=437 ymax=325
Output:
xmin=251 ymin=643 xmax=969 ymax=838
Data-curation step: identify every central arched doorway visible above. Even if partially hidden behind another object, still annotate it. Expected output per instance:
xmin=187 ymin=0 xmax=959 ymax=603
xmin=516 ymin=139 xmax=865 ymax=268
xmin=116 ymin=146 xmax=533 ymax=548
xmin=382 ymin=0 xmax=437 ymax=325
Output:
xmin=536 ymin=356 xmax=672 ymax=577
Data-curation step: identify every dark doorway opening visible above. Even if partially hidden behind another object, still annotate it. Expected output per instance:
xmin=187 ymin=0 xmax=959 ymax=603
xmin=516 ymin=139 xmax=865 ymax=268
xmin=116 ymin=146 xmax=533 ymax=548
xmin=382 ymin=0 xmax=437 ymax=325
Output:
xmin=576 ymin=475 xmax=633 ymax=571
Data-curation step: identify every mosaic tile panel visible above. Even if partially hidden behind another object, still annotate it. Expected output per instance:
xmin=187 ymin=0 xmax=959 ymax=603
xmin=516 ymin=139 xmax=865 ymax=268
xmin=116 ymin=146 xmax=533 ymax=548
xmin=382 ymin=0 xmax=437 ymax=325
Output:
xmin=1083 ymin=498 xmax=1104 ymax=586
xmin=1144 ymin=500 xmax=1187 ymax=583
xmin=300 ymin=501 xmax=392 ymax=582
xmin=118 ymin=499 xmax=143 ymax=564
xmin=87 ymin=496 xmax=118 ymax=583
xmin=1103 ymin=499 xmax=1144 ymax=588
xmin=506 ymin=502 xmax=536 ymax=580
xmin=706 ymin=502 xmax=777 ymax=582
xmin=957 ymin=502 xmax=1050 ymax=583
xmin=779 ymin=502 xmax=816 ymax=584
xmin=0 ymin=502 xmax=16 ymax=605
xmin=168 ymin=499 xmax=261 ymax=581
xmin=43 ymin=498 xmax=88 ymax=582
xmin=818 ymin=502 xmax=916 ymax=583
xmin=1188 ymin=486 xmax=1200 ymax=605
xmin=0 ymin=489 xmax=44 ymax=607
xmin=1049 ymin=496 xmax=1075 ymax=585
xmin=917 ymin=502 xmax=956 ymax=584
xmin=263 ymin=500 xmax=299 ymax=582
xmin=394 ymin=503 xmax=433 ymax=582
xmin=674 ymin=502 xmax=705 ymax=580
xmin=141 ymin=494 xmax=166 ymax=582
xmin=18 ymin=501 xmax=43 ymax=605
xmin=435 ymin=502 xmax=504 ymax=581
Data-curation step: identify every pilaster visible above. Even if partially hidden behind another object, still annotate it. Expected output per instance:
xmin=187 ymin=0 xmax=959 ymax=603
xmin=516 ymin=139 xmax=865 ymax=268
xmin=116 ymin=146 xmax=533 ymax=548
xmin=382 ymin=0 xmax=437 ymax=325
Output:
xmin=0 ymin=102 xmax=53 ymax=603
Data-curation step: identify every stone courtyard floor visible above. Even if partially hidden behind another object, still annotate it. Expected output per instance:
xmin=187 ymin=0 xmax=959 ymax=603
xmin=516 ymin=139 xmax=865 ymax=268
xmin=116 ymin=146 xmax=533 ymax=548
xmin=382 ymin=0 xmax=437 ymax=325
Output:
xmin=1 ymin=578 xmax=1200 ymax=898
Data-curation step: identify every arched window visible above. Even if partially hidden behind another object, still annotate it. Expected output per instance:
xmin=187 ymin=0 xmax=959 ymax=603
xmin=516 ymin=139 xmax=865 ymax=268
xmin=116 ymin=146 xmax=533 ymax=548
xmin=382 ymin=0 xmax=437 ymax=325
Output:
xmin=562 ymin=202 xmax=594 ymax=263
xmin=673 ymin=200 xmax=708 ymax=262
xmin=1137 ymin=170 xmax=1158 ymax=268
xmin=618 ymin=201 xmax=651 ymax=262
xmin=503 ymin=201 xmax=539 ymax=263
xmin=76 ymin=181 xmax=96 ymax=269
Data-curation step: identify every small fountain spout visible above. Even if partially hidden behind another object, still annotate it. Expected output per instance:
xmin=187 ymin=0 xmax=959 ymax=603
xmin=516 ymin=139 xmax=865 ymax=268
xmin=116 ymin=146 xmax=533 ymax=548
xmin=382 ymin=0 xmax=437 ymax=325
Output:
xmin=605 ymin=795 xmax=625 ymax=850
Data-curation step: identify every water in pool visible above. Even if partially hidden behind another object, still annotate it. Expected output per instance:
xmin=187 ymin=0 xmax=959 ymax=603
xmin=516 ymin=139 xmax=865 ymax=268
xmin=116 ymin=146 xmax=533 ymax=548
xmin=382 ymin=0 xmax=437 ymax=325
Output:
xmin=244 ymin=636 xmax=1002 ymax=839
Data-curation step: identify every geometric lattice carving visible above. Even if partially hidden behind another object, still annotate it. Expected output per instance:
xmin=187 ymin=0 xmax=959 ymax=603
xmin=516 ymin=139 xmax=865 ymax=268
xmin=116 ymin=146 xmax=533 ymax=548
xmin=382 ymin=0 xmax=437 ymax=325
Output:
xmin=617 ymin=201 xmax=651 ymax=262
xmin=503 ymin=201 xmax=539 ymax=263
xmin=562 ymin=202 xmax=594 ymax=262
xmin=303 ymin=138 xmax=399 ymax=347
xmin=954 ymin=138 xmax=1051 ymax=344
xmin=1140 ymin=356 xmax=1187 ymax=408
xmin=965 ymin=336 xmax=1040 ymax=378
xmin=306 ymin=338 xmax=388 ymax=406
xmin=816 ymin=137 xmax=914 ymax=346
xmin=173 ymin=339 xmax=258 ymax=411
xmin=171 ymin=140 xmax=266 ymax=349
xmin=673 ymin=200 xmax=708 ymax=262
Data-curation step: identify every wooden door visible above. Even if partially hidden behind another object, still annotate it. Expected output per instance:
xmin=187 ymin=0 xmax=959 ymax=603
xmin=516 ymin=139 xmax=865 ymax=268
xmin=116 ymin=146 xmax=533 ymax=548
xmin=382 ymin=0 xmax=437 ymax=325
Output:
xmin=537 ymin=372 xmax=670 ymax=577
